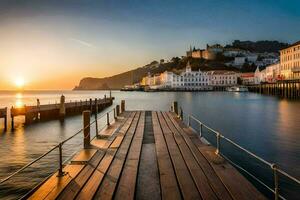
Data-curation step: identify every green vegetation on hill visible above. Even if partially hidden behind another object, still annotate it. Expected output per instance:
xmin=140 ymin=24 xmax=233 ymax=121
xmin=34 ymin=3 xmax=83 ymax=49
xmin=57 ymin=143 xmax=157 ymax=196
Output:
xmin=226 ymin=40 xmax=289 ymax=53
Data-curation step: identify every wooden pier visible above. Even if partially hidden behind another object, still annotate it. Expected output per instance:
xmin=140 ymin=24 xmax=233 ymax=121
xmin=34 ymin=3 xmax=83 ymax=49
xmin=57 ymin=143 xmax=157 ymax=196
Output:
xmin=248 ymin=79 xmax=300 ymax=99
xmin=26 ymin=108 xmax=266 ymax=199
xmin=10 ymin=95 xmax=114 ymax=129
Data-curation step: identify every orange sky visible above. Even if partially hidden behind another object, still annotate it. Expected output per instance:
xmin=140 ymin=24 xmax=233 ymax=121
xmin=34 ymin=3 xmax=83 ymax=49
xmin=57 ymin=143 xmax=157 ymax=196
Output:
xmin=0 ymin=20 xmax=158 ymax=90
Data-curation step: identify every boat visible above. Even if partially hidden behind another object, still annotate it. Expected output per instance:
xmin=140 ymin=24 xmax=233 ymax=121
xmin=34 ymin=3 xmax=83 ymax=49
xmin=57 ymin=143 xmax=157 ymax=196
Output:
xmin=226 ymin=86 xmax=248 ymax=92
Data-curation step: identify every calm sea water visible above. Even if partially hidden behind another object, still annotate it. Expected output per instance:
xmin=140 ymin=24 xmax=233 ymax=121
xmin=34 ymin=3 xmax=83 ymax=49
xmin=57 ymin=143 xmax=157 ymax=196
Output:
xmin=0 ymin=90 xmax=299 ymax=199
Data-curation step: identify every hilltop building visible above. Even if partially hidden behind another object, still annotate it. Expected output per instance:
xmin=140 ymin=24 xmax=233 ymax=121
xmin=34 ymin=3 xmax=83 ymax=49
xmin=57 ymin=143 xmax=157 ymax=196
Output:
xmin=280 ymin=41 xmax=300 ymax=80
xmin=186 ymin=44 xmax=224 ymax=60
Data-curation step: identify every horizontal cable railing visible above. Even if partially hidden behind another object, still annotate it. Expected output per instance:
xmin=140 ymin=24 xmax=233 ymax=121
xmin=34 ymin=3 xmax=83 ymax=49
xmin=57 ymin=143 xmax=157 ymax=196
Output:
xmin=0 ymin=106 xmax=117 ymax=185
xmin=172 ymin=103 xmax=300 ymax=200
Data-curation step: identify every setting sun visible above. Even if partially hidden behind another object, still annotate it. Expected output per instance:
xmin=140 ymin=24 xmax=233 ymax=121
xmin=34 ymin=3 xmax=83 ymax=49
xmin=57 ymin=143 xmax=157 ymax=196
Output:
xmin=15 ymin=77 xmax=25 ymax=88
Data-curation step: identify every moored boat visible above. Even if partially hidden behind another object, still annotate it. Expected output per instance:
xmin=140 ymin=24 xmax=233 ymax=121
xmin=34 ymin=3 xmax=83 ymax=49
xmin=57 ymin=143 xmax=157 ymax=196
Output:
xmin=226 ymin=86 xmax=248 ymax=92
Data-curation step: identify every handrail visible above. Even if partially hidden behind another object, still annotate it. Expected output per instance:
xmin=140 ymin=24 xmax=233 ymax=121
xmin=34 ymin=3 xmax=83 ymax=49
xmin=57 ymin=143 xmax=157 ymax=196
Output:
xmin=0 ymin=106 xmax=115 ymax=185
xmin=178 ymin=106 xmax=300 ymax=200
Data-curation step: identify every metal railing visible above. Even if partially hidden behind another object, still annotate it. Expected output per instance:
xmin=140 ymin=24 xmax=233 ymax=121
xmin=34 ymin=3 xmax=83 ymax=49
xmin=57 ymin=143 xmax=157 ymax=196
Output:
xmin=176 ymin=105 xmax=300 ymax=200
xmin=0 ymin=106 xmax=117 ymax=185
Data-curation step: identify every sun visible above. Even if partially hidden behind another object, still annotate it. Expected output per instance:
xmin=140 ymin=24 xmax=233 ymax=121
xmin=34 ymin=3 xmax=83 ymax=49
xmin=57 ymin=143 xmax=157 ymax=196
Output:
xmin=15 ymin=77 xmax=25 ymax=88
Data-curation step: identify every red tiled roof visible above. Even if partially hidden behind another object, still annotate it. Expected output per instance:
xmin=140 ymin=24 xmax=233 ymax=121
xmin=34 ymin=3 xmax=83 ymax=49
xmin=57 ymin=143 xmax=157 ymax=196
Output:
xmin=240 ymin=73 xmax=254 ymax=78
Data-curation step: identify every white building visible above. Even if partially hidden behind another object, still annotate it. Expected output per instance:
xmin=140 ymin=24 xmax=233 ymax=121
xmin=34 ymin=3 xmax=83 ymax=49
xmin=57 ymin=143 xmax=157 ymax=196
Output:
xmin=254 ymin=67 xmax=267 ymax=84
xmin=207 ymin=71 xmax=238 ymax=86
xmin=223 ymin=48 xmax=245 ymax=57
xmin=246 ymin=54 xmax=258 ymax=63
xmin=234 ymin=56 xmax=246 ymax=67
xmin=141 ymin=62 xmax=238 ymax=90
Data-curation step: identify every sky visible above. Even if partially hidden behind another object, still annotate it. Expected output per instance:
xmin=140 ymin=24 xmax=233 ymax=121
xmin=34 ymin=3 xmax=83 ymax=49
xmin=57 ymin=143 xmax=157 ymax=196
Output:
xmin=0 ymin=0 xmax=299 ymax=90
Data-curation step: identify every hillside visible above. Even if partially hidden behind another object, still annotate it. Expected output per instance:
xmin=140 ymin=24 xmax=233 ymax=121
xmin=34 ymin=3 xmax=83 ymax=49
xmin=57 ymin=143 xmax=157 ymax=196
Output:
xmin=226 ymin=40 xmax=289 ymax=53
xmin=74 ymin=57 xmax=239 ymax=90
xmin=74 ymin=40 xmax=288 ymax=90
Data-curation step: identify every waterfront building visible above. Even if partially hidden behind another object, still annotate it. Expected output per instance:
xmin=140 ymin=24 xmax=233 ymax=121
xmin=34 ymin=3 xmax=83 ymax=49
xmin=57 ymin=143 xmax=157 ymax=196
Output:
xmin=280 ymin=41 xmax=300 ymax=80
xmin=141 ymin=62 xmax=238 ymax=90
xmin=207 ymin=70 xmax=238 ymax=86
xmin=180 ymin=62 xmax=211 ymax=90
xmin=159 ymin=62 xmax=211 ymax=90
xmin=240 ymin=73 xmax=255 ymax=85
xmin=265 ymin=63 xmax=281 ymax=82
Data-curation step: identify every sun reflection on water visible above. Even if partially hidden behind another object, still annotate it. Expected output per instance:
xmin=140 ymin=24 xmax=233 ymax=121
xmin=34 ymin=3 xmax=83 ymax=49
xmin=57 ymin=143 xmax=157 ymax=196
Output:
xmin=15 ymin=92 xmax=24 ymax=108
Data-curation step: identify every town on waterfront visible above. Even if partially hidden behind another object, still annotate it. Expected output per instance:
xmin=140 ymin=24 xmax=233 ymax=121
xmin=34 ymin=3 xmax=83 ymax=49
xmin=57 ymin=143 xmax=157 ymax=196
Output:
xmin=121 ymin=41 xmax=300 ymax=93
xmin=0 ymin=1 xmax=300 ymax=200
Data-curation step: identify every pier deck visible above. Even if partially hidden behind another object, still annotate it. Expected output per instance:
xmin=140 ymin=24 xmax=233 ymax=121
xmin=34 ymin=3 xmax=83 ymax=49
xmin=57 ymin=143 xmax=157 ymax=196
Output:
xmin=28 ymin=111 xmax=266 ymax=200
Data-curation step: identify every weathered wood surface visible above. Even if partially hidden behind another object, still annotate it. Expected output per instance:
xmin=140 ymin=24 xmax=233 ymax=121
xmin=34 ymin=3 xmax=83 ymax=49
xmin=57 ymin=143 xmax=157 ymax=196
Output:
xmin=28 ymin=111 xmax=266 ymax=200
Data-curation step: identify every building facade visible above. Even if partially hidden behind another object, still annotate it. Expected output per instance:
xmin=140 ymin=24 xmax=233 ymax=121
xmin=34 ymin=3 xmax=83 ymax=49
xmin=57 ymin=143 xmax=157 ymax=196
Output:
xmin=280 ymin=41 xmax=300 ymax=80
xmin=141 ymin=62 xmax=238 ymax=90
xmin=240 ymin=73 xmax=255 ymax=85
xmin=207 ymin=71 xmax=238 ymax=86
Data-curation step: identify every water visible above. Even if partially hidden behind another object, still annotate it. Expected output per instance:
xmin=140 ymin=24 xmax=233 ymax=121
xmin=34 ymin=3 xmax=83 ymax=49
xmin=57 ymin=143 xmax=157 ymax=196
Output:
xmin=0 ymin=90 xmax=299 ymax=199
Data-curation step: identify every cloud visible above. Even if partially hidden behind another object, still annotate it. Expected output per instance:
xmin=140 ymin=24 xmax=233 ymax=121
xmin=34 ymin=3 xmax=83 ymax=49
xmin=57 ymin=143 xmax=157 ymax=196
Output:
xmin=69 ymin=38 xmax=95 ymax=48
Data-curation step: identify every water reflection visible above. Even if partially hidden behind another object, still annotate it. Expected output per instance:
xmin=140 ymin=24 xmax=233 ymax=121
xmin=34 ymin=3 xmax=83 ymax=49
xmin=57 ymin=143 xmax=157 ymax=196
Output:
xmin=15 ymin=92 xmax=24 ymax=108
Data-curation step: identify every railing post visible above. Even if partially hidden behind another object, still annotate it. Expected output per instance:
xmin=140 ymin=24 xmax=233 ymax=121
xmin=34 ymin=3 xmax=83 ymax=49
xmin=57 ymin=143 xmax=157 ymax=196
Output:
xmin=89 ymin=99 xmax=92 ymax=113
xmin=272 ymin=164 xmax=279 ymax=200
xmin=199 ymin=123 xmax=202 ymax=137
xmin=114 ymin=108 xmax=116 ymax=119
xmin=4 ymin=107 xmax=7 ymax=131
xmin=83 ymin=110 xmax=91 ymax=148
xmin=121 ymin=100 xmax=125 ymax=113
xmin=173 ymin=101 xmax=178 ymax=116
xmin=216 ymin=132 xmax=220 ymax=154
xmin=59 ymin=95 xmax=66 ymax=121
xmin=11 ymin=106 xmax=14 ymax=130
xmin=57 ymin=143 xmax=66 ymax=177
xmin=187 ymin=115 xmax=190 ymax=127
xmin=95 ymin=99 xmax=98 ymax=137
xmin=180 ymin=107 xmax=183 ymax=120
xmin=116 ymin=105 xmax=120 ymax=116
xmin=107 ymin=112 xmax=110 ymax=126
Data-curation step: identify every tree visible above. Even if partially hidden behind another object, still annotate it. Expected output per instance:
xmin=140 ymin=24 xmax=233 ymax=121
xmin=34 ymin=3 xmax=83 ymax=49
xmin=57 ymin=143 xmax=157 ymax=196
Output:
xmin=171 ymin=57 xmax=180 ymax=64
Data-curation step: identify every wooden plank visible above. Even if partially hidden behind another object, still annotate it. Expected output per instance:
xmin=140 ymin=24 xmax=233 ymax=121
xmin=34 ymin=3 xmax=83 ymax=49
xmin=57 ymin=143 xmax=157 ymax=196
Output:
xmin=75 ymin=149 xmax=116 ymax=200
xmin=93 ymin=112 xmax=141 ymax=200
xmin=199 ymin=145 xmax=266 ymax=200
xmin=56 ymin=151 xmax=105 ymax=200
xmin=97 ymin=111 xmax=129 ymax=138
xmin=163 ymin=112 xmax=227 ymax=200
xmin=90 ymin=111 xmax=130 ymax=149
xmin=109 ymin=136 xmax=124 ymax=149
xmin=114 ymin=112 xmax=145 ymax=200
xmin=58 ymin=112 xmax=136 ymax=200
xmin=157 ymin=112 xmax=201 ymax=200
xmin=71 ymin=149 xmax=97 ymax=165
xmin=169 ymin=112 xmax=266 ymax=200
xmin=75 ymin=112 xmax=139 ymax=200
xmin=136 ymin=111 xmax=161 ymax=200
xmin=28 ymin=164 xmax=84 ymax=200
xmin=90 ymin=139 xmax=109 ymax=149
xmin=151 ymin=112 xmax=182 ymax=200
